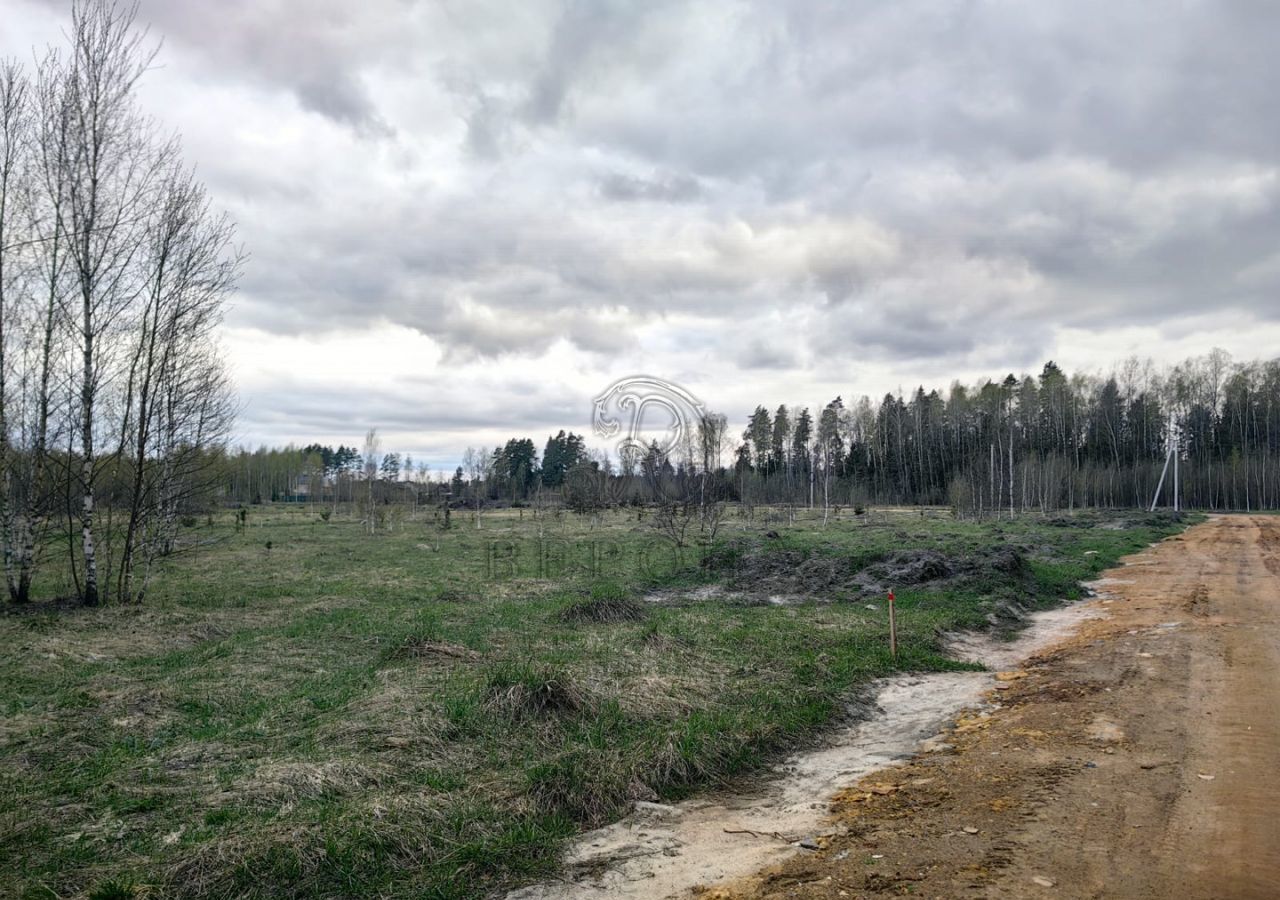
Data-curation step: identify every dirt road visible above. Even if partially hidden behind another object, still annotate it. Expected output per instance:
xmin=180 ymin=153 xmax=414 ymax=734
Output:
xmin=705 ymin=514 xmax=1280 ymax=900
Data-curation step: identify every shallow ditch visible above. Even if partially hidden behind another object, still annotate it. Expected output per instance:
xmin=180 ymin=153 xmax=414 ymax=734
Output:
xmin=508 ymin=597 xmax=1104 ymax=900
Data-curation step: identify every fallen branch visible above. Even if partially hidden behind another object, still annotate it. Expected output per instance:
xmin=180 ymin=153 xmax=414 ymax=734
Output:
xmin=723 ymin=828 xmax=797 ymax=842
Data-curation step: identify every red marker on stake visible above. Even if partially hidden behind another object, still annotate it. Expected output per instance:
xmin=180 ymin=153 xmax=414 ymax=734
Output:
xmin=888 ymin=590 xmax=897 ymax=661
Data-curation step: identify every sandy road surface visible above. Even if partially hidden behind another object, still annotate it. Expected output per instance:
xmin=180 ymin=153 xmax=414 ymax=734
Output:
xmin=706 ymin=514 xmax=1280 ymax=900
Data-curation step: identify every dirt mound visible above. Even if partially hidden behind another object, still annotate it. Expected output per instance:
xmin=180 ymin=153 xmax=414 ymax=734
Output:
xmin=869 ymin=549 xmax=954 ymax=584
xmin=721 ymin=550 xmax=858 ymax=596
xmin=793 ymin=555 xmax=857 ymax=592
xmin=717 ymin=544 xmax=1030 ymax=601
xmin=981 ymin=545 xmax=1028 ymax=575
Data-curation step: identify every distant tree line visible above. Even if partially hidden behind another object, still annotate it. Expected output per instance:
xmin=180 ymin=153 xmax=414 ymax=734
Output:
xmin=219 ymin=351 xmax=1280 ymax=522
xmin=221 ymin=443 xmax=419 ymax=506
xmin=219 ymin=430 xmax=592 ymax=508
xmin=728 ymin=351 xmax=1280 ymax=515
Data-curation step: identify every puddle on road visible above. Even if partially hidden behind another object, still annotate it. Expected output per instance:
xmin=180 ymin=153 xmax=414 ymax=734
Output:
xmin=508 ymin=599 xmax=1105 ymax=900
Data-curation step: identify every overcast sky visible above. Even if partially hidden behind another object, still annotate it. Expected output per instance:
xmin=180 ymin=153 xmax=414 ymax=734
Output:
xmin=5 ymin=0 xmax=1279 ymax=471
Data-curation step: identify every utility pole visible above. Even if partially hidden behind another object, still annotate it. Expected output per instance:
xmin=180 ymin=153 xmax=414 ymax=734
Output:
xmin=1150 ymin=411 xmax=1179 ymax=512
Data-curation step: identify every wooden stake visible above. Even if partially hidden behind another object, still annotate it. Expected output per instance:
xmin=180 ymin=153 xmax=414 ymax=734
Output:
xmin=888 ymin=589 xmax=897 ymax=661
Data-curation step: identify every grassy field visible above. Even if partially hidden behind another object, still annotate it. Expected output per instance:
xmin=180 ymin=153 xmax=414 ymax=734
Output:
xmin=0 ymin=504 xmax=1189 ymax=899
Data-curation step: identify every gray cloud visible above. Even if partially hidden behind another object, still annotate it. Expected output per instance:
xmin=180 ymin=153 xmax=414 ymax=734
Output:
xmin=294 ymin=73 xmax=393 ymax=138
xmin=599 ymin=171 xmax=702 ymax=204
xmin=739 ymin=339 xmax=799 ymax=371
xmin=6 ymin=0 xmax=1280 ymax=456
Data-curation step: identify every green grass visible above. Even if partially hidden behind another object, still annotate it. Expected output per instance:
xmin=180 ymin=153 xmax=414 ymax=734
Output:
xmin=0 ymin=504 xmax=1191 ymax=898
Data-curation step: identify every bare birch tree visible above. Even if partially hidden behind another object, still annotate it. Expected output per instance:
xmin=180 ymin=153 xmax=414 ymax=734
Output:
xmin=0 ymin=2 xmax=239 ymax=605
xmin=0 ymin=60 xmax=27 ymax=599
xmin=52 ymin=1 xmax=173 ymax=604
xmin=462 ymin=446 xmax=485 ymax=528
xmin=362 ymin=428 xmax=381 ymax=534
xmin=114 ymin=165 xmax=240 ymax=602
xmin=2 ymin=56 xmax=72 ymax=603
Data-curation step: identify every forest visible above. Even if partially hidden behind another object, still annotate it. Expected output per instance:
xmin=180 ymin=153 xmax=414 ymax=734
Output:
xmin=221 ymin=351 xmax=1280 ymax=519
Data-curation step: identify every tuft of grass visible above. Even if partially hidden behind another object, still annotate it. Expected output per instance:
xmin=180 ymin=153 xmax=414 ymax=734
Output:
xmin=87 ymin=878 xmax=137 ymax=900
xmin=525 ymin=748 xmax=629 ymax=824
xmin=560 ymin=580 xmax=646 ymax=623
xmin=387 ymin=637 xmax=479 ymax=662
xmin=560 ymin=596 xmax=645 ymax=623
xmin=482 ymin=662 xmax=586 ymax=719
xmin=379 ymin=611 xmax=480 ymax=663
xmin=638 ymin=619 xmax=689 ymax=649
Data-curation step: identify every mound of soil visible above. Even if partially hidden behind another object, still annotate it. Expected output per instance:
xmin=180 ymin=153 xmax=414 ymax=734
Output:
xmin=868 ymin=549 xmax=954 ymax=584
xmin=794 ymin=555 xmax=858 ymax=592
xmin=717 ymin=550 xmax=856 ymax=596
xmin=980 ymin=545 xmax=1028 ymax=575
xmin=717 ymin=543 xmax=1031 ymax=601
